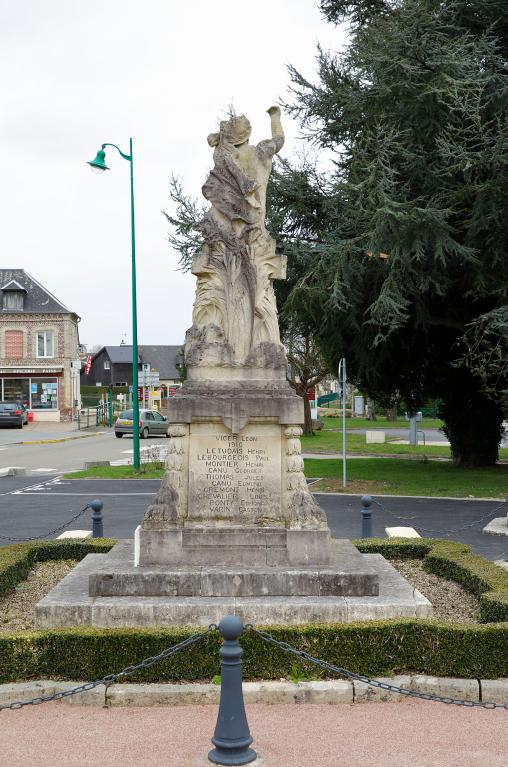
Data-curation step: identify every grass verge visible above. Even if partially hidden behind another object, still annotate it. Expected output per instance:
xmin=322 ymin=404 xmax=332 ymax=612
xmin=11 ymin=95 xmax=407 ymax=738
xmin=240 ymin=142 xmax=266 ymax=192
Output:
xmin=319 ymin=416 xmax=444 ymax=430
xmin=303 ymin=426 xmax=508 ymax=460
xmin=302 ymin=432 xmax=453 ymax=457
xmin=304 ymin=457 xmax=508 ymax=498
xmin=63 ymin=465 xmax=165 ymax=479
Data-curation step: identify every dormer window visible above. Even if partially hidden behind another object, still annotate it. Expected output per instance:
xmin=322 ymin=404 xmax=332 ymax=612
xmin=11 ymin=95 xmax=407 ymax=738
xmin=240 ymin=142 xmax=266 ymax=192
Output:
xmin=1 ymin=280 xmax=27 ymax=311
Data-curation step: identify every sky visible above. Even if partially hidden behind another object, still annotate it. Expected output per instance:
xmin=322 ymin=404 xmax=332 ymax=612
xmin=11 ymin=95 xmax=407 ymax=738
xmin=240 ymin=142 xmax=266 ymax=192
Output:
xmin=0 ymin=1 xmax=345 ymax=350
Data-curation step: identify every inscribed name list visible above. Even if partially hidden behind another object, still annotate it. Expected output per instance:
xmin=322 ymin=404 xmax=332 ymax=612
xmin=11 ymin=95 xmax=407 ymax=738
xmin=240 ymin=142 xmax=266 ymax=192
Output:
xmin=188 ymin=423 xmax=282 ymax=524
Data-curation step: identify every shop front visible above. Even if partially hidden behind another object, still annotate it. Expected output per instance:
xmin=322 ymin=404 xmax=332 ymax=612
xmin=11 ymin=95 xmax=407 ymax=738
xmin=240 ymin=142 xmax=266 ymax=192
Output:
xmin=0 ymin=368 xmax=63 ymax=421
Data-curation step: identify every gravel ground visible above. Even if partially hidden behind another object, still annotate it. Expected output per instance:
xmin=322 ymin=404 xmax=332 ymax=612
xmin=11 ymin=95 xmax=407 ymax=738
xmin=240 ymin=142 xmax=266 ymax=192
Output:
xmin=0 ymin=557 xmax=480 ymax=631
xmin=392 ymin=558 xmax=480 ymax=623
xmin=0 ymin=560 xmax=77 ymax=632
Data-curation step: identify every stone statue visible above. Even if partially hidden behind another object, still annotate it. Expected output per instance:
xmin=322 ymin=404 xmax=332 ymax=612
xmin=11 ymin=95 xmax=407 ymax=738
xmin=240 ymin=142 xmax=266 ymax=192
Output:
xmin=185 ymin=107 xmax=287 ymax=373
xmin=142 ymin=105 xmax=327 ymax=533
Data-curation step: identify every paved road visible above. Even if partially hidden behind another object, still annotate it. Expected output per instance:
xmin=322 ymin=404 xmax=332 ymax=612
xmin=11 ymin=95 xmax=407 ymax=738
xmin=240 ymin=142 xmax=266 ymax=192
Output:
xmin=326 ymin=426 xmax=508 ymax=447
xmin=0 ymin=428 xmax=169 ymax=473
xmin=0 ymin=476 xmax=506 ymax=559
xmin=2 ymin=701 xmax=507 ymax=767
xmin=316 ymin=492 xmax=508 ymax=560
xmin=1 ymin=423 xmax=506 ymax=474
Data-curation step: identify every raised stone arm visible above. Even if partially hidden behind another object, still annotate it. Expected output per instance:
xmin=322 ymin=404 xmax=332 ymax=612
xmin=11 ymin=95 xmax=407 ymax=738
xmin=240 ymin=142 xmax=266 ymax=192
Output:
xmin=267 ymin=105 xmax=284 ymax=154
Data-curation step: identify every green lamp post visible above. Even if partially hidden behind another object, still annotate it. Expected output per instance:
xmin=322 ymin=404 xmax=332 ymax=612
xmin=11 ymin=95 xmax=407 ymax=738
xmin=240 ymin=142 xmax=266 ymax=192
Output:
xmin=87 ymin=139 xmax=140 ymax=470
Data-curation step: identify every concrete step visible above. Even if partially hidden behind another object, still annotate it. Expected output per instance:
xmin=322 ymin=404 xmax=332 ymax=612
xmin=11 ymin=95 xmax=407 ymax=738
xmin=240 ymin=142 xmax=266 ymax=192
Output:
xmin=35 ymin=551 xmax=432 ymax=629
xmin=89 ymin=564 xmax=379 ymax=598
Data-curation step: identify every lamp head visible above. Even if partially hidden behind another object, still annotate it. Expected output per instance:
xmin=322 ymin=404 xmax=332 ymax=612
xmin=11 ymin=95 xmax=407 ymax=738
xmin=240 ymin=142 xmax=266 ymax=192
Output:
xmin=87 ymin=149 xmax=109 ymax=174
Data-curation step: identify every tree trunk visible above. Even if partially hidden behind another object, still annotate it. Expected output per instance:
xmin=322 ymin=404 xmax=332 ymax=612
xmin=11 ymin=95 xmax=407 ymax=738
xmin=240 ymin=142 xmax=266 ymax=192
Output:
xmin=366 ymin=398 xmax=377 ymax=420
xmin=303 ymin=393 xmax=313 ymax=436
xmin=439 ymin=372 xmax=504 ymax=467
xmin=385 ymin=405 xmax=397 ymax=421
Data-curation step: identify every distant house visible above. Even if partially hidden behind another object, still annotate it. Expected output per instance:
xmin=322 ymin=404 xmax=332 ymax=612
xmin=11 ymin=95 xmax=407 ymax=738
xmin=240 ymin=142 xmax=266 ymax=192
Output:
xmin=81 ymin=345 xmax=141 ymax=387
xmin=0 ymin=269 xmax=82 ymax=421
xmin=138 ymin=345 xmax=182 ymax=390
xmin=81 ymin=345 xmax=183 ymax=392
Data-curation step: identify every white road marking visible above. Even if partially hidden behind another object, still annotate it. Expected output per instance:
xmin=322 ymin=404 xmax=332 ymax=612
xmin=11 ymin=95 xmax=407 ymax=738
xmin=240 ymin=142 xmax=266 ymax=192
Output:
xmin=32 ymin=468 xmax=58 ymax=472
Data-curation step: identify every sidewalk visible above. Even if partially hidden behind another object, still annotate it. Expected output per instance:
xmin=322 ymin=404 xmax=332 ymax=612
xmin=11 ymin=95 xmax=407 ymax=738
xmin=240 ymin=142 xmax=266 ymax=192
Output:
xmin=2 ymin=700 xmax=506 ymax=766
xmin=0 ymin=422 xmax=104 ymax=446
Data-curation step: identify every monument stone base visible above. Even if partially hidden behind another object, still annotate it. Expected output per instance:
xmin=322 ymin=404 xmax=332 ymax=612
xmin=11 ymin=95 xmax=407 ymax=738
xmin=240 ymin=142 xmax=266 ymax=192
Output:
xmin=35 ymin=541 xmax=432 ymax=628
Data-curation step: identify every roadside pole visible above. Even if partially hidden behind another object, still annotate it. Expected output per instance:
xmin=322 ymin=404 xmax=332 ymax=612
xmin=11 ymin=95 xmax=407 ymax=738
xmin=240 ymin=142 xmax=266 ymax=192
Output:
xmin=338 ymin=358 xmax=347 ymax=488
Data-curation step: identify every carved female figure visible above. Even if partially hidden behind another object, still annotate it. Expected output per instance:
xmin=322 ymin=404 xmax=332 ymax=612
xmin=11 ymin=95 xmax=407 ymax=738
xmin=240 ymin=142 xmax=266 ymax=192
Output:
xmin=186 ymin=107 xmax=286 ymax=371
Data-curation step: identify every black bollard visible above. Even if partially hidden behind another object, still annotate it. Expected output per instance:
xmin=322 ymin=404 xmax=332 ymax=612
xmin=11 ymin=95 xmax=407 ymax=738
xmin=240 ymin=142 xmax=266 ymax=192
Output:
xmin=90 ymin=499 xmax=104 ymax=538
xmin=361 ymin=495 xmax=373 ymax=538
xmin=208 ymin=616 xmax=257 ymax=766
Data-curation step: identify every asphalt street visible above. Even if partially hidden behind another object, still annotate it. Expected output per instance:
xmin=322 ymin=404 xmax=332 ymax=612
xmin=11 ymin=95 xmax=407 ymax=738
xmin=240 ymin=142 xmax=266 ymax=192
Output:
xmin=0 ymin=427 xmax=170 ymax=473
xmin=7 ymin=424 xmax=506 ymax=475
xmin=0 ymin=475 xmax=506 ymax=560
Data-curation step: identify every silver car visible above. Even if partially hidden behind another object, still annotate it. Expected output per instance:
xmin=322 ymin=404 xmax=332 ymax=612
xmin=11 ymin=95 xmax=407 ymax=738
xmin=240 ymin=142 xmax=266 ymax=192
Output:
xmin=114 ymin=409 xmax=169 ymax=439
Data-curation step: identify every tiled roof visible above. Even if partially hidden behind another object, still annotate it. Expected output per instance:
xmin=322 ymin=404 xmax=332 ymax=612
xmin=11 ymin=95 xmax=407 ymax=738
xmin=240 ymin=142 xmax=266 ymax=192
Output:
xmin=102 ymin=346 xmax=141 ymax=364
xmin=138 ymin=345 xmax=183 ymax=380
xmin=0 ymin=269 xmax=77 ymax=315
xmin=91 ymin=345 xmax=183 ymax=379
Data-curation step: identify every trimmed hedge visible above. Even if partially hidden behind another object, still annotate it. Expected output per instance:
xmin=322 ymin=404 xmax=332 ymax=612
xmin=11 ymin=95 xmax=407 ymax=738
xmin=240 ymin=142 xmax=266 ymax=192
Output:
xmin=356 ymin=538 xmax=508 ymax=622
xmin=0 ymin=621 xmax=507 ymax=683
xmin=0 ymin=538 xmax=507 ymax=682
xmin=0 ymin=539 xmax=115 ymax=597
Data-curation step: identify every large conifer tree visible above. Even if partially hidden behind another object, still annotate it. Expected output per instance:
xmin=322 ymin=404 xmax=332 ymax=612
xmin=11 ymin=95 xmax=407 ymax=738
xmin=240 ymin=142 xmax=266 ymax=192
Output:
xmin=272 ymin=0 xmax=508 ymax=466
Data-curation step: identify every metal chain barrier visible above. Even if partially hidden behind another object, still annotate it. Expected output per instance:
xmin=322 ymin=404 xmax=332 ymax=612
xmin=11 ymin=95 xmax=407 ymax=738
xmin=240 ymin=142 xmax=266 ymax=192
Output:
xmin=0 ymin=625 xmax=217 ymax=711
xmin=0 ymin=502 xmax=96 ymax=542
xmin=247 ymin=625 xmax=508 ymax=710
xmin=372 ymin=497 xmax=507 ymax=536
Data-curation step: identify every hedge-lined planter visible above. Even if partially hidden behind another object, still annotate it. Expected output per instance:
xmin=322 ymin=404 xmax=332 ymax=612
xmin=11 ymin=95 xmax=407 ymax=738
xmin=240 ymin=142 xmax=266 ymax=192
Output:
xmin=0 ymin=539 xmax=115 ymax=598
xmin=355 ymin=538 xmax=508 ymax=622
xmin=0 ymin=538 xmax=507 ymax=683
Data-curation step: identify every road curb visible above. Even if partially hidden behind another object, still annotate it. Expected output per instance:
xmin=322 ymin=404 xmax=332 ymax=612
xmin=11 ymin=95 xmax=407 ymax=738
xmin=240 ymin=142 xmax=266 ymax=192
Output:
xmin=1 ymin=676 xmax=506 ymax=707
xmin=311 ymin=490 xmax=508 ymax=502
xmin=21 ymin=432 xmax=105 ymax=445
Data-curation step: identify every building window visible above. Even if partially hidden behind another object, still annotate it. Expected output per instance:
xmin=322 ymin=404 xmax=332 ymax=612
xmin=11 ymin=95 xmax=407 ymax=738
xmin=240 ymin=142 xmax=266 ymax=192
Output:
xmin=0 ymin=377 xmax=58 ymax=409
xmin=30 ymin=378 xmax=58 ymax=409
xmin=3 ymin=378 xmax=30 ymax=407
xmin=104 ymin=360 xmax=111 ymax=370
xmin=37 ymin=331 xmax=54 ymax=358
xmin=4 ymin=330 xmax=23 ymax=359
xmin=3 ymin=293 xmax=24 ymax=311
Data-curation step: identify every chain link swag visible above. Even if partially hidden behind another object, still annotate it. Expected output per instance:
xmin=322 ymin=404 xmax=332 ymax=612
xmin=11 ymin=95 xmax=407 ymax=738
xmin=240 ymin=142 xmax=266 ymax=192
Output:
xmin=372 ymin=497 xmax=507 ymax=536
xmin=0 ymin=625 xmax=217 ymax=712
xmin=247 ymin=626 xmax=508 ymax=710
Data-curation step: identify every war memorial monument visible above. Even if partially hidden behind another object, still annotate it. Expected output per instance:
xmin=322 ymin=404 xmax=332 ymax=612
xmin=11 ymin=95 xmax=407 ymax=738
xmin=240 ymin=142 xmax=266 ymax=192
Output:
xmin=37 ymin=108 xmax=430 ymax=627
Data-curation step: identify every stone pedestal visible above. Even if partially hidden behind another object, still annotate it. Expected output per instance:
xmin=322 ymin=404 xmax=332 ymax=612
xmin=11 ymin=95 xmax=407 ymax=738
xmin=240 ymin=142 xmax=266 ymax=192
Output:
xmin=104 ymin=379 xmax=380 ymax=612
xmin=139 ymin=381 xmax=331 ymax=558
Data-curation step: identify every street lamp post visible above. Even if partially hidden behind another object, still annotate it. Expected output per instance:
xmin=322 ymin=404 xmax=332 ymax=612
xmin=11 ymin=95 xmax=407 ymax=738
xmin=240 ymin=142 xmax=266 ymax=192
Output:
xmin=87 ymin=138 xmax=140 ymax=470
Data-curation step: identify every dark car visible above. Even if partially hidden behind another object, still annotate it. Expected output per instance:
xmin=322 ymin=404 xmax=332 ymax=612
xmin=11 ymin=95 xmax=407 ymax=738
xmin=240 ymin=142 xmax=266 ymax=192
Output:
xmin=0 ymin=401 xmax=28 ymax=428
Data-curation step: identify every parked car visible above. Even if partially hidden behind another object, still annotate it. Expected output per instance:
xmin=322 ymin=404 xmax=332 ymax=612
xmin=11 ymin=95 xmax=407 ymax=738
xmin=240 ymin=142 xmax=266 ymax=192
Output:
xmin=0 ymin=401 xmax=29 ymax=428
xmin=114 ymin=409 xmax=169 ymax=439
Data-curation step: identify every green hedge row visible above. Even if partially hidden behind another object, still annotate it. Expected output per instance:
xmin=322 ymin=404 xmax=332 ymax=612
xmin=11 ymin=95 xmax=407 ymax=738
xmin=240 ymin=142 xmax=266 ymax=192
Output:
xmin=0 ymin=538 xmax=507 ymax=682
xmin=355 ymin=538 xmax=508 ymax=622
xmin=1 ymin=621 xmax=506 ymax=684
xmin=0 ymin=539 xmax=115 ymax=597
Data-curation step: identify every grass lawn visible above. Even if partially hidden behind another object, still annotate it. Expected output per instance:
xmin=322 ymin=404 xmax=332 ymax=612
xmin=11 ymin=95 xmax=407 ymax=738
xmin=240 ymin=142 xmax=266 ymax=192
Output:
xmin=304 ymin=457 xmax=508 ymax=498
xmin=301 ymin=431 xmax=453 ymax=457
xmin=63 ymin=465 xmax=165 ymax=479
xmin=319 ymin=416 xmax=444 ymax=430
xmin=302 ymin=428 xmax=508 ymax=460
